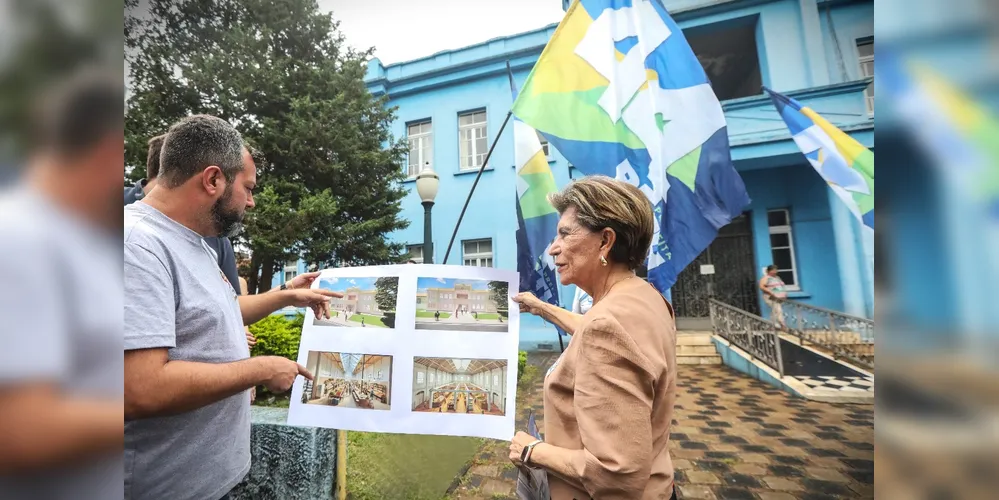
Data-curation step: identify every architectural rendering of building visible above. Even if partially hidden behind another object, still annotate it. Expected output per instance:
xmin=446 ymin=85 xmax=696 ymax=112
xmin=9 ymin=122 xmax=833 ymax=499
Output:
xmin=420 ymin=283 xmax=498 ymax=314
xmin=330 ymin=286 xmax=382 ymax=316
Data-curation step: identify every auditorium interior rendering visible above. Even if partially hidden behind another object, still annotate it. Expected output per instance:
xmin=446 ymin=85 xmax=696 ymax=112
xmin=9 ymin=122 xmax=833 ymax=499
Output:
xmin=302 ymin=351 xmax=392 ymax=410
xmin=411 ymin=357 xmax=508 ymax=415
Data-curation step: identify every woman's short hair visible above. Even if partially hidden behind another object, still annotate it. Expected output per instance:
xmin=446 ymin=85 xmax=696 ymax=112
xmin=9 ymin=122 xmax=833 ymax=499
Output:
xmin=548 ymin=176 xmax=654 ymax=270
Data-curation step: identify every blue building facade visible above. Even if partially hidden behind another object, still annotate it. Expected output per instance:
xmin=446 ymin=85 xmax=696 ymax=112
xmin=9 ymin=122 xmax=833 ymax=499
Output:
xmin=277 ymin=0 xmax=877 ymax=347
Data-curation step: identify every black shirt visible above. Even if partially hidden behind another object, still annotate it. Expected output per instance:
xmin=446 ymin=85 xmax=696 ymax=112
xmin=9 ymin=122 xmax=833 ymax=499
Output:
xmin=123 ymin=181 xmax=242 ymax=294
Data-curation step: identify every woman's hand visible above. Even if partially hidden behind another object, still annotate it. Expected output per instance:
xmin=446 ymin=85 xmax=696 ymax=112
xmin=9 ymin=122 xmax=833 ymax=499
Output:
xmin=512 ymin=292 xmax=546 ymax=317
xmin=508 ymin=431 xmax=540 ymax=466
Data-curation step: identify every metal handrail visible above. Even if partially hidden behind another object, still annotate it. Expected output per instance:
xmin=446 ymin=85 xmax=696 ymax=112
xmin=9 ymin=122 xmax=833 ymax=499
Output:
xmin=778 ymin=298 xmax=874 ymax=370
xmin=781 ymin=298 xmax=874 ymax=324
xmin=709 ymin=299 xmax=785 ymax=378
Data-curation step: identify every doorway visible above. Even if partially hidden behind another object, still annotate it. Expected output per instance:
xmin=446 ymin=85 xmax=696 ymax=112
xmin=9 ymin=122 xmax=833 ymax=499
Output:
xmin=672 ymin=213 xmax=760 ymax=329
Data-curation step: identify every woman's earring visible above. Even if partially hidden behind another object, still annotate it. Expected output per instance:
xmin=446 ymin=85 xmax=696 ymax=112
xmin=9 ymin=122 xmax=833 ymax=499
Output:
xmin=600 ymin=255 xmax=608 ymax=267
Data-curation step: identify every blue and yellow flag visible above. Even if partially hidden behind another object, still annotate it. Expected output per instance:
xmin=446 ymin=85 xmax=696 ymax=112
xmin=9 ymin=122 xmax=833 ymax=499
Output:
xmin=511 ymin=0 xmax=750 ymax=294
xmin=765 ymin=87 xmax=875 ymax=229
xmin=509 ymin=63 xmax=562 ymax=310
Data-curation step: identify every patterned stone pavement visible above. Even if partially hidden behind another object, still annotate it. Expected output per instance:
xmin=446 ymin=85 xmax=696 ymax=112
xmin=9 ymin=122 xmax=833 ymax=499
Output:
xmin=447 ymin=357 xmax=874 ymax=500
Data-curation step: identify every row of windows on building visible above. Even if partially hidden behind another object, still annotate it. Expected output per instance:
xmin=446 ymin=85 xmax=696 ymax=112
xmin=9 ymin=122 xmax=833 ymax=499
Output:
xmin=406 ymin=208 xmax=800 ymax=289
xmin=406 ymin=110 xmax=552 ymax=177
xmin=406 ymin=238 xmax=493 ymax=267
xmin=428 ymin=302 xmax=491 ymax=310
xmin=416 ymin=371 xmax=500 ymax=386
xmin=281 ymin=213 xmax=799 ymax=294
xmin=407 ymin=209 xmax=802 ymax=290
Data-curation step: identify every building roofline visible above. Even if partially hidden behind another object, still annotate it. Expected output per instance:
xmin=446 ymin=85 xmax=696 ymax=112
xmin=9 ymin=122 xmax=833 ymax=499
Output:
xmin=364 ymin=21 xmax=560 ymax=96
xmin=378 ymin=22 xmax=559 ymax=71
xmin=669 ymin=0 xmax=781 ymax=20
xmin=367 ymin=47 xmax=544 ymax=98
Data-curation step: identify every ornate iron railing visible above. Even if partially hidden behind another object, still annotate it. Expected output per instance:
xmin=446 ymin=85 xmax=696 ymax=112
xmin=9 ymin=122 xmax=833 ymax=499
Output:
xmin=777 ymin=299 xmax=875 ymax=370
xmin=709 ymin=299 xmax=785 ymax=377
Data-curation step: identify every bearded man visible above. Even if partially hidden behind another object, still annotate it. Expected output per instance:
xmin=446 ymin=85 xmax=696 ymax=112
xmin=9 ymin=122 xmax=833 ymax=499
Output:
xmin=123 ymin=114 xmax=339 ymax=500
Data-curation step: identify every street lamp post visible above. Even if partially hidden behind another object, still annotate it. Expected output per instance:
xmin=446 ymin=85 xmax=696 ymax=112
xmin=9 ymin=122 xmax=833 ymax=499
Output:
xmin=414 ymin=162 xmax=439 ymax=264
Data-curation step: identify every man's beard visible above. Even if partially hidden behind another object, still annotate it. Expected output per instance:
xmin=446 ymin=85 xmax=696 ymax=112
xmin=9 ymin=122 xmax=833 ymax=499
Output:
xmin=210 ymin=185 xmax=244 ymax=238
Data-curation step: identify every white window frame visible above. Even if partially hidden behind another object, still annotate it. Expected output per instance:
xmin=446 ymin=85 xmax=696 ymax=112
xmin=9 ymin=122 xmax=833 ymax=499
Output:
xmin=766 ymin=209 xmax=800 ymax=291
xmin=406 ymin=244 xmax=425 ymax=264
xmin=857 ymin=39 xmax=874 ymax=116
xmin=458 ymin=110 xmax=488 ymax=171
xmin=538 ymin=131 xmax=553 ymax=161
xmin=284 ymin=260 xmax=298 ymax=282
xmin=407 ymin=120 xmax=433 ymax=177
xmin=462 ymin=238 xmax=493 ymax=267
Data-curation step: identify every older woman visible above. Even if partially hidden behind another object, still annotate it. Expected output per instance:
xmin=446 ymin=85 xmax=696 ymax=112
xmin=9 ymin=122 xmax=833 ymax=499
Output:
xmin=510 ymin=176 xmax=677 ymax=500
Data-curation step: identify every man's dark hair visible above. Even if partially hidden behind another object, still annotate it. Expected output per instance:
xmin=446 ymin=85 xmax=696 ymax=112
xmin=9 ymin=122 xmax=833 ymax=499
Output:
xmin=30 ymin=68 xmax=124 ymax=157
xmin=158 ymin=115 xmax=244 ymax=188
xmin=766 ymin=264 xmax=778 ymax=272
xmin=146 ymin=134 xmax=166 ymax=179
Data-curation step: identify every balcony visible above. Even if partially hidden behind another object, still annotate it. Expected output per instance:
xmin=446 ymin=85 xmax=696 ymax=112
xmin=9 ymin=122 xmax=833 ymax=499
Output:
xmin=720 ymin=78 xmax=874 ymax=161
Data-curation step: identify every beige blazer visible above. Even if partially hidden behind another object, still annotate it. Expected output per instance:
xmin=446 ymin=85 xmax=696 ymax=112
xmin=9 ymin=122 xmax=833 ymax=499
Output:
xmin=542 ymin=278 xmax=677 ymax=499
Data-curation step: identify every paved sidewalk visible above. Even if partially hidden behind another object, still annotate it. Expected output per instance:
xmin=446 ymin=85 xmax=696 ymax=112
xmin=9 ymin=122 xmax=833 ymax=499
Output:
xmin=447 ymin=358 xmax=873 ymax=500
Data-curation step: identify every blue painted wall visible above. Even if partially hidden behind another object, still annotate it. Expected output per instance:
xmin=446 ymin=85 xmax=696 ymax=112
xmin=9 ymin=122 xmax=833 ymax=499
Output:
xmin=740 ymin=163 xmax=844 ymax=316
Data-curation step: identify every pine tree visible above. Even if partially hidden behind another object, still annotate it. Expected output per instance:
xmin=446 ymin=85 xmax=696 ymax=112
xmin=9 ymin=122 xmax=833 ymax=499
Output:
xmin=125 ymin=0 xmax=409 ymax=291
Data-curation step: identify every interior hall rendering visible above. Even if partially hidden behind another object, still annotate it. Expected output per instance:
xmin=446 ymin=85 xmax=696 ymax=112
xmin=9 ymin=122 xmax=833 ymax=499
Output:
xmin=301 ymin=351 xmax=392 ymax=410
xmin=411 ymin=357 xmax=508 ymax=416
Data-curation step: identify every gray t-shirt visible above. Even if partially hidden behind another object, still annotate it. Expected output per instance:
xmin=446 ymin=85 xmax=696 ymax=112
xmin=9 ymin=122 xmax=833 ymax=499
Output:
xmin=124 ymin=202 xmax=251 ymax=500
xmin=0 ymin=187 xmax=123 ymax=499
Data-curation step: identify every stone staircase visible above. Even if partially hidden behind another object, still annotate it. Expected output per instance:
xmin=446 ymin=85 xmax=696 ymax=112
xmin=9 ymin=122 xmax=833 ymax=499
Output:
xmin=676 ymin=331 xmax=721 ymax=365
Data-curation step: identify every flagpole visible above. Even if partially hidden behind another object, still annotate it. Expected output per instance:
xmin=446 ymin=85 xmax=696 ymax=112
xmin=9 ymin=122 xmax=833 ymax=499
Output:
xmin=442 ymin=109 xmax=514 ymax=264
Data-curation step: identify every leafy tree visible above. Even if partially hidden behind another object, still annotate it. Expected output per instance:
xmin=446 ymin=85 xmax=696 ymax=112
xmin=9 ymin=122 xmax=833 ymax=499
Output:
xmin=489 ymin=281 xmax=510 ymax=311
xmin=374 ymin=277 xmax=399 ymax=313
xmin=125 ymin=0 xmax=409 ymax=291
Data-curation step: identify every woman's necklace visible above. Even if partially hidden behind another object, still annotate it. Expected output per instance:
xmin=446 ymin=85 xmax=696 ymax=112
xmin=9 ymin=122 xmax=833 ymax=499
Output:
xmin=594 ymin=273 xmax=636 ymax=304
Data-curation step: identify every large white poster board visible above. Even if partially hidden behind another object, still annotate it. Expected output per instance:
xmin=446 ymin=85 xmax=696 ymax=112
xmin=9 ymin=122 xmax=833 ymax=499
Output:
xmin=286 ymin=264 xmax=519 ymax=440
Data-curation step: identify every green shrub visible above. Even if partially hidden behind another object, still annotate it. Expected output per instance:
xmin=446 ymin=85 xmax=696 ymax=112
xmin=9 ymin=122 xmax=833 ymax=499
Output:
xmin=249 ymin=313 xmax=304 ymax=361
xmin=249 ymin=314 xmax=304 ymax=404
xmin=517 ymin=351 xmax=527 ymax=381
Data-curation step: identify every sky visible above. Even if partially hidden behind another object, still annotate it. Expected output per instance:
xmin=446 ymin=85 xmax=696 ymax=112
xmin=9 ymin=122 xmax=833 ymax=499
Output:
xmin=417 ymin=277 xmax=492 ymax=292
xmin=318 ymin=276 xmax=381 ymax=292
xmin=317 ymin=0 xmax=566 ymax=65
